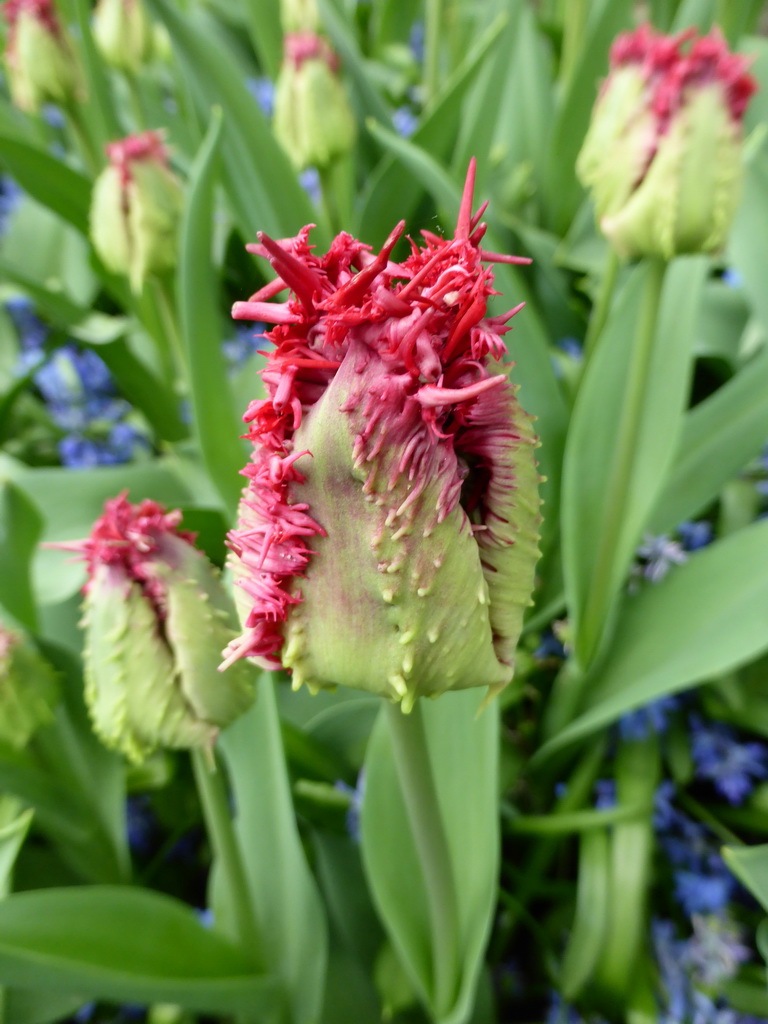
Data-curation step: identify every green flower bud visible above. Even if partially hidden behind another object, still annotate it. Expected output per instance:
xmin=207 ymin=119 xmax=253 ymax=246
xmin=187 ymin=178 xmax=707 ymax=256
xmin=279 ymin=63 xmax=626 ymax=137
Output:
xmin=0 ymin=623 xmax=59 ymax=750
xmin=92 ymin=0 xmax=154 ymax=74
xmin=274 ymin=34 xmax=355 ymax=170
xmin=223 ymin=161 xmax=542 ymax=710
xmin=280 ymin=0 xmax=319 ymax=34
xmin=577 ymin=25 xmax=757 ymax=260
xmin=2 ymin=0 xmax=83 ymax=114
xmin=90 ymin=131 xmax=183 ymax=293
xmin=58 ymin=494 xmax=255 ymax=763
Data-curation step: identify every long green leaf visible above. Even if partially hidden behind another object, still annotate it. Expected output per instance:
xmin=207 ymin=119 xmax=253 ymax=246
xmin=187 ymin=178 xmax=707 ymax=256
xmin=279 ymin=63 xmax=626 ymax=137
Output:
xmin=723 ymin=844 xmax=768 ymax=912
xmin=536 ymin=517 xmax=768 ymax=761
xmin=360 ymin=691 xmax=499 ymax=1024
xmin=0 ymin=137 xmax=91 ymax=234
xmin=650 ymin=342 xmax=768 ymax=534
xmin=730 ymin=138 xmax=768 ymax=338
xmin=0 ymin=482 xmax=41 ymax=634
xmin=220 ymin=678 xmax=328 ymax=1024
xmin=0 ymin=887 xmax=281 ymax=1016
xmin=177 ymin=108 xmax=246 ymax=518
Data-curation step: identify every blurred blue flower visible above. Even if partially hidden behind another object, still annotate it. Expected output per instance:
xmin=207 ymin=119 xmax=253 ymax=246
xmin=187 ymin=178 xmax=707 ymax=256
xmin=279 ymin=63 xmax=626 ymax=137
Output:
xmin=392 ymin=105 xmax=418 ymax=138
xmin=556 ymin=337 xmax=583 ymax=359
xmin=0 ymin=175 xmax=21 ymax=235
xmin=619 ymin=696 xmax=680 ymax=741
xmin=409 ymin=20 xmax=425 ymax=64
xmin=634 ymin=533 xmax=687 ymax=584
xmin=247 ymin=76 xmax=275 ymax=119
xmin=690 ymin=717 xmax=768 ymax=805
xmin=655 ymin=918 xmax=690 ymax=1023
xmin=534 ymin=628 xmax=566 ymax=662
xmin=73 ymin=1004 xmax=97 ymax=1023
xmin=299 ymin=166 xmax=322 ymax=205
xmin=678 ymin=520 xmax=713 ymax=552
xmin=593 ymin=778 xmax=616 ymax=810
xmin=6 ymin=295 xmax=47 ymax=352
xmin=686 ymin=914 xmax=750 ymax=987
xmin=196 ymin=907 xmax=215 ymax=929
xmin=126 ymin=795 xmax=156 ymax=857
xmin=334 ymin=771 xmax=365 ymax=843
xmin=42 ymin=103 xmax=66 ymax=130
xmin=721 ymin=268 xmax=743 ymax=289
xmin=222 ymin=323 xmax=267 ymax=372
xmin=674 ymin=869 xmax=733 ymax=916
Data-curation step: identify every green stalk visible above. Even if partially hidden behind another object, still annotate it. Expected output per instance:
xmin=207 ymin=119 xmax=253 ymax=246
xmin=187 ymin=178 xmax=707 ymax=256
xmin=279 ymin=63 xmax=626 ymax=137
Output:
xmin=191 ymin=748 xmax=265 ymax=974
xmin=559 ymin=0 xmax=589 ymax=91
xmin=423 ymin=0 xmax=443 ymax=109
xmin=62 ymin=100 xmax=102 ymax=175
xmin=576 ymin=258 xmax=667 ymax=671
xmin=385 ymin=700 xmax=459 ymax=1017
xmin=151 ymin=275 xmax=188 ymax=394
xmin=582 ymin=248 xmax=620 ymax=364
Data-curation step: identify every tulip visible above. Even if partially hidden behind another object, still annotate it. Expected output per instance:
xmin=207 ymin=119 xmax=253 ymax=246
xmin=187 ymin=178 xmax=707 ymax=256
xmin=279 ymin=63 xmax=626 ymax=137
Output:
xmin=577 ymin=24 xmax=757 ymax=260
xmin=89 ymin=131 xmax=183 ymax=293
xmin=57 ymin=494 xmax=255 ymax=762
xmin=0 ymin=623 xmax=58 ymax=749
xmin=1 ymin=0 xmax=82 ymax=113
xmin=273 ymin=32 xmax=355 ymax=171
xmin=92 ymin=0 xmax=154 ymax=74
xmin=221 ymin=161 xmax=542 ymax=711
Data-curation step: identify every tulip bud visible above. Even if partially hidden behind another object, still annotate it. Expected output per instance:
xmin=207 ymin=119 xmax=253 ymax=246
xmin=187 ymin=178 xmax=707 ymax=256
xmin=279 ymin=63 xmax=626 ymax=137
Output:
xmin=1 ymin=0 xmax=83 ymax=114
xmin=221 ymin=161 xmax=542 ymax=710
xmin=577 ymin=24 xmax=757 ymax=260
xmin=280 ymin=0 xmax=319 ymax=34
xmin=92 ymin=0 xmax=154 ymax=74
xmin=273 ymin=33 xmax=355 ymax=170
xmin=0 ymin=623 xmax=59 ymax=750
xmin=89 ymin=131 xmax=183 ymax=293
xmin=57 ymin=494 xmax=255 ymax=762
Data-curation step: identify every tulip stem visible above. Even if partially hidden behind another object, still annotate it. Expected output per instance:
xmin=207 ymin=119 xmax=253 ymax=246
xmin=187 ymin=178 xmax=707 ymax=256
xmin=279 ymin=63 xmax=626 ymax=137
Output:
xmin=386 ymin=700 xmax=459 ymax=1016
xmin=191 ymin=747 xmax=265 ymax=975
xmin=582 ymin=248 xmax=620 ymax=363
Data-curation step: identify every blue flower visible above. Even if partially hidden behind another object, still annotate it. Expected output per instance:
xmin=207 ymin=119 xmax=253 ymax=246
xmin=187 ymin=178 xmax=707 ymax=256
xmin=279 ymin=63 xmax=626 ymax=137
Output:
xmin=392 ymin=105 xmax=418 ymax=138
xmin=634 ymin=533 xmax=687 ymax=584
xmin=721 ymin=268 xmax=743 ymax=289
xmin=247 ymin=76 xmax=275 ymax=118
xmin=0 ymin=176 xmax=21 ymax=235
xmin=690 ymin=717 xmax=768 ymax=805
xmin=677 ymin=520 xmax=713 ymax=552
xmin=534 ymin=628 xmax=566 ymax=661
xmin=299 ymin=166 xmax=322 ymax=205
xmin=222 ymin=323 xmax=267 ymax=372
xmin=125 ymin=795 xmax=157 ymax=857
xmin=6 ymin=295 xmax=47 ymax=352
xmin=196 ymin=907 xmax=215 ymax=929
xmin=334 ymin=771 xmax=365 ymax=843
xmin=674 ymin=869 xmax=733 ymax=916
xmin=409 ymin=20 xmax=425 ymax=64
xmin=619 ymin=696 xmax=679 ymax=741
xmin=686 ymin=914 xmax=751 ymax=987
xmin=593 ymin=778 xmax=616 ymax=810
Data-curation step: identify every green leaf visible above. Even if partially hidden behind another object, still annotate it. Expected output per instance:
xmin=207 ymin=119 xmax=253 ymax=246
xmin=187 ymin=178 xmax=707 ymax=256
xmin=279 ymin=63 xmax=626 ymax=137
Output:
xmin=561 ymin=828 xmax=610 ymax=1000
xmin=145 ymin=0 xmax=327 ymax=245
xmin=358 ymin=12 xmax=507 ymax=244
xmin=722 ymin=844 xmax=768 ymax=912
xmin=0 ymin=137 xmax=91 ymax=235
xmin=0 ymin=802 xmax=33 ymax=898
xmin=0 ymin=482 xmax=42 ymax=633
xmin=318 ymin=0 xmax=391 ymax=126
xmin=4 ymin=988 xmax=84 ymax=1024
xmin=561 ymin=258 xmax=707 ymax=671
xmin=0 ymin=887 xmax=281 ymax=1016
xmin=671 ymin=0 xmax=716 ymax=31
xmin=220 ymin=678 xmax=328 ymax=1024
xmin=536 ymin=517 xmax=768 ymax=761
xmin=178 ymin=108 xmax=246 ymax=518
xmin=360 ymin=691 xmax=499 ymax=1024
xmin=650 ymin=342 xmax=768 ymax=534
xmin=730 ymin=138 xmax=768 ymax=339
xmin=241 ymin=0 xmax=282 ymax=80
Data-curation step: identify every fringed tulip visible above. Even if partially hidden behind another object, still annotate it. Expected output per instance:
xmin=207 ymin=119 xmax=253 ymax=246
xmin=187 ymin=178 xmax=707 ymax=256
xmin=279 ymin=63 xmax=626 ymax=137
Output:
xmin=1 ymin=0 xmax=82 ymax=113
xmin=222 ymin=161 xmax=542 ymax=711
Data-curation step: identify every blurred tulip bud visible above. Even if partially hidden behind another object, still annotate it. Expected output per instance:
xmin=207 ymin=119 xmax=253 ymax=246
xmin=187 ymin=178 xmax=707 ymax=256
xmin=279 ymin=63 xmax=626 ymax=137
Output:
xmin=280 ymin=0 xmax=319 ymax=34
xmin=92 ymin=0 xmax=154 ymax=74
xmin=577 ymin=24 xmax=757 ymax=260
xmin=89 ymin=131 xmax=183 ymax=293
xmin=274 ymin=33 xmax=355 ymax=170
xmin=1 ymin=0 xmax=83 ymax=113
xmin=0 ymin=623 xmax=59 ymax=750
xmin=57 ymin=494 xmax=255 ymax=763
xmin=221 ymin=160 xmax=542 ymax=711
